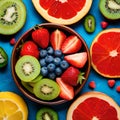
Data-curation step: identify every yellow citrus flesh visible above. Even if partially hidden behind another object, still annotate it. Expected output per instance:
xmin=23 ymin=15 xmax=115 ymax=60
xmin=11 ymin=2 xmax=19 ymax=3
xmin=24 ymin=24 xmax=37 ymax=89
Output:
xmin=32 ymin=0 xmax=93 ymax=25
xmin=0 ymin=92 xmax=28 ymax=120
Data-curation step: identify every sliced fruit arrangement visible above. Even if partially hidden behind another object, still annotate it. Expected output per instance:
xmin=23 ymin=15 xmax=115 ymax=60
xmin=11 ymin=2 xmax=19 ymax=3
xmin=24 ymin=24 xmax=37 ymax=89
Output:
xmin=32 ymin=0 xmax=93 ymax=25
xmin=99 ymin=0 xmax=120 ymax=20
xmin=0 ymin=91 xmax=28 ymax=120
xmin=13 ymin=24 xmax=89 ymax=102
xmin=0 ymin=47 xmax=8 ymax=68
xmin=36 ymin=107 xmax=58 ymax=120
xmin=90 ymin=28 xmax=120 ymax=78
xmin=0 ymin=0 xmax=26 ymax=35
xmin=67 ymin=91 xmax=120 ymax=120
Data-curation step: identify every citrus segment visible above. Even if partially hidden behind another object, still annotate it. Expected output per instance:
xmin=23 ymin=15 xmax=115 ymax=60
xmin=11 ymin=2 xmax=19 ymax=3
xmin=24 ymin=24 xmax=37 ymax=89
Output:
xmin=67 ymin=92 xmax=120 ymax=120
xmin=32 ymin=0 xmax=93 ymax=25
xmin=0 ymin=92 xmax=28 ymax=120
xmin=90 ymin=29 xmax=120 ymax=78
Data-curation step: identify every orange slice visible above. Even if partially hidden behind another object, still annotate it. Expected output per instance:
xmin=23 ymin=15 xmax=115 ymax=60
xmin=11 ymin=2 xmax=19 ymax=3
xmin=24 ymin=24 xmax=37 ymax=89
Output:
xmin=90 ymin=28 xmax=120 ymax=78
xmin=32 ymin=0 xmax=93 ymax=25
xmin=67 ymin=92 xmax=120 ymax=120
xmin=0 ymin=92 xmax=28 ymax=120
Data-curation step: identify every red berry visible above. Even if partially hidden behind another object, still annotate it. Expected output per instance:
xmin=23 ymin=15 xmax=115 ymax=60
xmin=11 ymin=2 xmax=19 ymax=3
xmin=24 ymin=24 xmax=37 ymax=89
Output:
xmin=10 ymin=38 xmax=16 ymax=45
xmin=101 ymin=21 xmax=108 ymax=29
xmin=116 ymin=86 xmax=120 ymax=92
xmin=108 ymin=79 xmax=115 ymax=88
xmin=89 ymin=81 xmax=96 ymax=89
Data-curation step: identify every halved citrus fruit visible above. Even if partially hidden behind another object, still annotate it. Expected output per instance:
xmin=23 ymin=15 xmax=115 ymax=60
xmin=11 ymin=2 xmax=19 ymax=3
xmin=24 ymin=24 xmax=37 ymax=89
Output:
xmin=0 ymin=92 xmax=28 ymax=120
xmin=32 ymin=0 xmax=93 ymax=25
xmin=67 ymin=92 xmax=120 ymax=120
xmin=90 ymin=28 xmax=120 ymax=78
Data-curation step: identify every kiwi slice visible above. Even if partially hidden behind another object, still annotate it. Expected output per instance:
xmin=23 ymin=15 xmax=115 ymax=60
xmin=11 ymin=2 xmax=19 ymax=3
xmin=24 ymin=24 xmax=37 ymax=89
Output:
xmin=0 ymin=0 xmax=26 ymax=35
xmin=99 ymin=0 xmax=120 ymax=20
xmin=36 ymin=107 xmax=58 ymax=120
xmin=15 ymin=55 xmax=41 ymax=82
xmin=33 ymin=79 xmax=60 ymax=101
xmin=84 ymin=14 xmax=95 ymax=33
xmin=0 ymin=47 xmax=8 ymax=68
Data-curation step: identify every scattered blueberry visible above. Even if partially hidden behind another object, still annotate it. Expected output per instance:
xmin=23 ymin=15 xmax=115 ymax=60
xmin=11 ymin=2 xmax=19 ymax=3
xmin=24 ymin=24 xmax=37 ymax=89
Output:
xmin=54 ymin=50 xmax=62 ymax=57
xmin=48 ymin=73 xmax=56 ymax=80
xmin=60 ymin=60 xmax=69 ymax=70
xmin=47 ymin=47 xmax=54 ymax=55
xmin=40 ymin=50 xmax=47 ymax=58
xmin=45 ymin=55 xmax=54 ymax=63
xmin=54 ymin=57 xmax=61 ymax=66
xmin=55 ymin=67 xmax=62 ymax=76
xmin=40 ymin=59 xmax=47 ymax=67
xmin=47 ymin=63 xmax=56 ymax=72
xmin=41 ymin=67 xmax=48 ymax=77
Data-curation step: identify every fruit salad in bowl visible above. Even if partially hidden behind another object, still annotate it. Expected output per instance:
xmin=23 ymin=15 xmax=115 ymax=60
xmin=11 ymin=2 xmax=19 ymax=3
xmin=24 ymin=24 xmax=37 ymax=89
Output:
xmin=11 ymin=23 xmax=91 ymax=105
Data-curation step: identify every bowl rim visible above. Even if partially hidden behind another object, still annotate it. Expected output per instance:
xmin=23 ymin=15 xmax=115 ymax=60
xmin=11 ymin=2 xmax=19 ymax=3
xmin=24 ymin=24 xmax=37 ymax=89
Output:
xmin=11 ymin=23 xmax=91 ymax=105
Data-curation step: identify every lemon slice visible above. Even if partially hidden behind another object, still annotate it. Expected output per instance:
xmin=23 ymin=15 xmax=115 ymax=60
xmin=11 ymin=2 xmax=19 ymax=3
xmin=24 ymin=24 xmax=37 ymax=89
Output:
xmin=0 ymin=92 xmax=28 ymax=120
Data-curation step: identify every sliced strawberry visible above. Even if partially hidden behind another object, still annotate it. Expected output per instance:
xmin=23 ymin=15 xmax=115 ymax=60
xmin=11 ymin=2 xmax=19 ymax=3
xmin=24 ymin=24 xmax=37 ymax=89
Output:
xmin=61 ymin=66 xmax=85 ymax=86
xmin=56 ymin=77 xmax=74 ymax=100
xmin=32 ymin=28 xmax=50 ymax=49
xmin=64 ymin=52 xmax=87 ymax=68
xmin=20 ymin=41 xmax=39 ymax=59
xmin=61 ymin=35 xmax=82 ymax=54
xmin=50 ymin=29 xmax=66 ymax=50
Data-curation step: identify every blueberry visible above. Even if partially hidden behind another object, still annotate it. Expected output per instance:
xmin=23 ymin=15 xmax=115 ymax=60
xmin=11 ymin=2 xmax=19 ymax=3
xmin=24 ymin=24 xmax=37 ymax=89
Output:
xmin=47 ymin=63 xmax=56 ymax=72
xmin=47 ymin=46 xmax=54 ymax=55
xmin=60 ymin=60 xmax=69 ymax=70
xmin=48 ymin=73 xmax=56 ymax=80
xmin=40 ymin=50 xmax=47 ymax=58
xmin=40 ymin=59 xmax=47 ymax=67
xmin=54 ymin=50 xmax=62 ymax=57
xmin=41 ymin=67 xmax=48 ymax=76
xmin=55 ymin=67 xmax=62 ymax=76
xmin=45 ymin=55 xmax=54 ymax=63
xmin=54 ymin=57 xmax=61 ymax=66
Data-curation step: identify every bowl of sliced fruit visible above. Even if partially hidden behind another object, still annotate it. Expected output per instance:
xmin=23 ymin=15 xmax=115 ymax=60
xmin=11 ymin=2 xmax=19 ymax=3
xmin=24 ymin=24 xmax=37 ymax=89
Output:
xmin=11 ymin=23 xmax=91 ymax=105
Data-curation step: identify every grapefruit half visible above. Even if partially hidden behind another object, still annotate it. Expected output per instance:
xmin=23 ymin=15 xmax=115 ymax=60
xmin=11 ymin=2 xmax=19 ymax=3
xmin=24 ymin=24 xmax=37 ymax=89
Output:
xmin=67 ymin=92 xmax=120 ymax=120
xmin=32 ymin=0 xmax=93 ymax=25
xmin=90 ymin=28 xmax=120 ymax=78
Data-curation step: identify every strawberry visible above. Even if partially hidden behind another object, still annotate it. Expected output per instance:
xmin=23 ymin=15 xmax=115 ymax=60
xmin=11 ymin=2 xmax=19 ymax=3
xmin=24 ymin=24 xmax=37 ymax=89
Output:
xmin=61 ymin=66 xmax=85 ymax=86
xmin=101 ymin=21 xmax=108 ymax=29
xmin=32 ymin=28 xmax=49 ymax=49
xmin=108 ymin=79 xmax=115 ymax=88
xmin=89 ymin=81 xmax=96 ymax=89
xmin=50 ymin=29 xmax=66 ymax=50
xmin=64 ymin=52 xmax=87 ymax=68
xmin=20 ymin=41 xmax=39 ymax=59
xmin=116 ymin=86 xmax=120 ymax=92
xmin=61 ymin=35 xmax=82 ymax=54
xmin=56 ymin=77 xmax=74 ymax=100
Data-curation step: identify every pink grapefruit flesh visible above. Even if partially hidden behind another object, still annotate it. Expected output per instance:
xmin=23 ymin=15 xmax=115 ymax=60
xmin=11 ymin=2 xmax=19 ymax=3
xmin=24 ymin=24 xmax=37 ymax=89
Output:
xmin=90 ymin=28 xmax=120 ymax=78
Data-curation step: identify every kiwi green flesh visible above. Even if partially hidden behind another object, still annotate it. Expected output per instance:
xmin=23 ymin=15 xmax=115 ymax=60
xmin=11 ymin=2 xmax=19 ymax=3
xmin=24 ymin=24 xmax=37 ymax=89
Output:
xmin=0 ymin=47 xmax=8 ymax=68
xmin=0 ymin=0 xmax=26 ymax=35
xmin=36 ymin=107 xmax=58 ymax=120
xmin=15 ymin=55 xmax=41 ymax=82
xmin=99 ymin=0 xmax=120 ymax=20
xmin=33 ymin=79 xmax=60 ymax=101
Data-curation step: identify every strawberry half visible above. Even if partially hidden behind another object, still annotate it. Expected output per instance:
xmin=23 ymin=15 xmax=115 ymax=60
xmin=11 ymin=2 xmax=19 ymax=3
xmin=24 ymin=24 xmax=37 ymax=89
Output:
xmin=61 ymin=35 xmax=82 ymax=54
xmin=61 ymin=66 xmax=85 ymax=86
xmin=64 ymin=52 xmax=87 ymax=68
xmin=56 ymin=77 xmax=74 ymax=100
xmin=20 ymin=41 xmax=39 ymax=59
xmin=32 ymin=28 xmax=50 ymax=49
xmin=50 ymin=29 xmax=66 ymax=50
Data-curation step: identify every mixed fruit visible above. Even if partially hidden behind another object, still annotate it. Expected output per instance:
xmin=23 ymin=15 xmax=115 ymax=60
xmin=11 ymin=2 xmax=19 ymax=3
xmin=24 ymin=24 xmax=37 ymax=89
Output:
xmin=15 ymin=26 xmax=88 ymax=101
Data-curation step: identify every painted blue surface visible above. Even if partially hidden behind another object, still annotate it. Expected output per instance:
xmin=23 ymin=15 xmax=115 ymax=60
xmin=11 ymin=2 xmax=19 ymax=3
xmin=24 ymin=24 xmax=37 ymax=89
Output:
xmin=0 ymin=0 xmax=120 ymax=120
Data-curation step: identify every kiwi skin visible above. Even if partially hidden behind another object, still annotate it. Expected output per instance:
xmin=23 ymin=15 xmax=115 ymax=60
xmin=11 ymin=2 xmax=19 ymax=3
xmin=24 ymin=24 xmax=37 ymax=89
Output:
xmin=99 ymin=0 xmax=120 ymax=20
xmin=0 ymin=0 xmax=26 ymax=35
xmin=36 ymin=107 xmax=58 ymax=120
